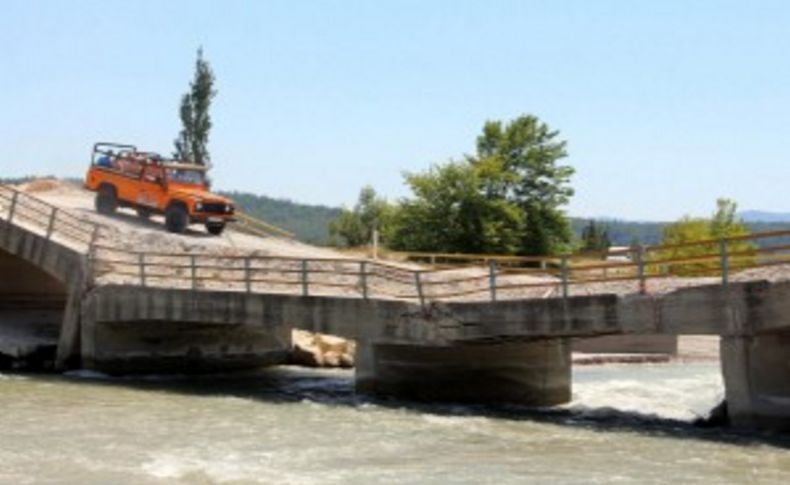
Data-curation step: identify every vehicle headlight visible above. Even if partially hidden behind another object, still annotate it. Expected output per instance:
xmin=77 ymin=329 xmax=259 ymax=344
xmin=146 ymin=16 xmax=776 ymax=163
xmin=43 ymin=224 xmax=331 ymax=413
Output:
xmin=226 ymin=204 xmax=234 ymax=213
xmin=195 ymin=202 xmax=203 ymax=211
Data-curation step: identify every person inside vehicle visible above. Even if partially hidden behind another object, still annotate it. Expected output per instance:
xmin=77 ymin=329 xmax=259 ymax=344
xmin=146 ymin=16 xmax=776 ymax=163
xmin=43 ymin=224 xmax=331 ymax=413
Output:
xmin=97 ymin=150 xmax=114 ymax=168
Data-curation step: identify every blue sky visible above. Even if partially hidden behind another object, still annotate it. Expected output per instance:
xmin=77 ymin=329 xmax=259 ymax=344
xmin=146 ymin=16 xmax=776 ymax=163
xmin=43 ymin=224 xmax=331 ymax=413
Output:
xmin=1 ymin=0 xmax=788 ymax=220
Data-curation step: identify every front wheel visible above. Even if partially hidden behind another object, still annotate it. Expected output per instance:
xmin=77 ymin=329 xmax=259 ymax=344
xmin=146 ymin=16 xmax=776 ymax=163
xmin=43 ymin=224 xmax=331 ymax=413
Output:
xmin=95 ymin=185 xmax=117 ymax=215
xmin=165 ymin=204 xmax=189 ymax=233
xmin=206 ymin=222 xmax=225 ymax=236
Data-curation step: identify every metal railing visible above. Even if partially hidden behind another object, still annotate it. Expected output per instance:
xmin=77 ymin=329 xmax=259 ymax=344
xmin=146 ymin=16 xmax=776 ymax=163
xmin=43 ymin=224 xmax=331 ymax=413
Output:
xmin=89 ymin=244 xmax=423 ymax=300
xmin=0 ymin=183 xmax=103 ymax=250
xmin=86 ymin=229 xmax=790 ymax=305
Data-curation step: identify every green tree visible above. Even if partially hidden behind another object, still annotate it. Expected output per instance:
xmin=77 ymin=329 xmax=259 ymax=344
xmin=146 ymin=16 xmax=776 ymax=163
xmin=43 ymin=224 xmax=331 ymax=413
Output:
xmin=387 ymin=161 xmax=522 ymax=253
xmin=581 ymin=220 xmax=611 ymax=254
xmin=471 ymin=115 xmax=574 ymax=255
xmin=174 ymin=48 xmax=217 ymax=166
xmin=329 ymin=186 xmax=393 ymax=247
xmin=659 ymin=198 xmax=755 ymax=276
xmin=660 ymin=217 xmax=713 ymax=275
xmin=387 ymin=114 xmax=574 ymax=256
xmin=329 ymin=210 xmax=367 ymax=247
xmin=711 ymin=198 xmax=748 ymax=239
xmin=710 ymin=198 xmax=756 ymax=270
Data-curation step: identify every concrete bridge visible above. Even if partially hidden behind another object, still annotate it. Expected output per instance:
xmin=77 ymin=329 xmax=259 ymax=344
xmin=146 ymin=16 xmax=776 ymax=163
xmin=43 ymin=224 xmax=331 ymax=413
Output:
xmin=2 ymin=182 xmax=790 ymax=431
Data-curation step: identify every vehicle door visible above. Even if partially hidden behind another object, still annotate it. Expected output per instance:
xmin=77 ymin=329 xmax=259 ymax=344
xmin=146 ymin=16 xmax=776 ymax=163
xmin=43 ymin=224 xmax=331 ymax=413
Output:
xmin=138 ymin=164 xmax=165 ymax=210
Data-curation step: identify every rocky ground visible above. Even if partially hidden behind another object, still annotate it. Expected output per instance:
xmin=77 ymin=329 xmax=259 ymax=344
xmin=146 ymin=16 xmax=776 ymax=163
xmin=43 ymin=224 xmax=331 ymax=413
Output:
xmin=289 ymin=330 xmax=356 ymax=368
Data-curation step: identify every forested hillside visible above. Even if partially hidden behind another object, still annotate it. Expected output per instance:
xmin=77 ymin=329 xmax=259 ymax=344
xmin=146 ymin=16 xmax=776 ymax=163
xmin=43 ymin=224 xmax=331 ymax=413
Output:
xmin=569 ymin=218 xmax=664 ymax=246
xmin=570 ymin=218 xmax=790 ymax=248
xmin=221 ymin=191 xmax=342 ymax=244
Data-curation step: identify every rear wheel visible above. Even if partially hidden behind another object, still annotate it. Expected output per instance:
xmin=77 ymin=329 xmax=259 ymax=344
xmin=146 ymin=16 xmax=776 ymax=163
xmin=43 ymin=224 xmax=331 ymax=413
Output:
xmin=95 ymin=185 xmax=117 ymax=215
xmin=206 ymin=222 xmax=225 ymax=236
xmin=165 ymin=204 xmax=188 ymax=233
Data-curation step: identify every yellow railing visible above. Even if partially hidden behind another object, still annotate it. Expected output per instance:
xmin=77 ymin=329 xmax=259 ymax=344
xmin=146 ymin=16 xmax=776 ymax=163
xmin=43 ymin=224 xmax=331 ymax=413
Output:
xmin=232 ymin=211 xmax=295 ymax=239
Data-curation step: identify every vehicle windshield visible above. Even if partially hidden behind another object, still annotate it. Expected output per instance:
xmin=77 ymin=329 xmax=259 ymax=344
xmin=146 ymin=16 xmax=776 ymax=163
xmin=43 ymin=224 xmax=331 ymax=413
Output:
xmin=166 ymin=168 xmax=205 ymax=185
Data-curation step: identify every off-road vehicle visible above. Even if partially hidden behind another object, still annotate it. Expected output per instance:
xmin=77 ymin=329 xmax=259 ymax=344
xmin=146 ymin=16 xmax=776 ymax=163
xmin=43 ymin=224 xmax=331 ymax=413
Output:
xmin=85 ymin=142 xmax=235 ymax=235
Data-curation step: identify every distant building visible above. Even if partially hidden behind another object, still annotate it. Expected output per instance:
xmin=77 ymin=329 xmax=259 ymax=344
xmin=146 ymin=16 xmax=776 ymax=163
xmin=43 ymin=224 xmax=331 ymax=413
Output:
xmin=606 ymin=246 xmax=633 ymax=262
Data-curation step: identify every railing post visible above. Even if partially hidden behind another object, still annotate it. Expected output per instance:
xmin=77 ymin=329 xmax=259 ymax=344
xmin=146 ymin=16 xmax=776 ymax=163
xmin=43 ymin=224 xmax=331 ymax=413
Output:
xmin=360 ymin=261 xmax=368 ymax=299
xmin=89 ymin=225 xmax=100 ymax=247
xmin=488 ymin=260 xmax=497 ymax=302
xmin=720 ymin=238 xmax=729 ymax=287
xmin=636 ymin=245 xmax=646 ymax=294
xmin=138 ymin=253 xmax=146 ymax=287
xmin=301 ymin=259 xmax=309 ymax=296
xmin=45 ymin=208 xmax=58 ymax=239
xmin=190 ymin=255 xmax=197 ymax=291
xmin=86 ymin=244 xmax=97 ymax=287
xmin=7 ymin=191 xmax=19 ymax=222
xmin=244 ymin=257 xmax=252 ymax=293
xmin=414 ymin=271 xmax=425 ymax=307
xmin=560 ymin=255 xmax=569 ymax=300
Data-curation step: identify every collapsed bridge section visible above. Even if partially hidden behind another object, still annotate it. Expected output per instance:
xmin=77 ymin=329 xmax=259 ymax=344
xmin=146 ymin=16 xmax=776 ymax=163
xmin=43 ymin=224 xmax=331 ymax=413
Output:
xmin=0 ymin=182 xmax=292 ymax=372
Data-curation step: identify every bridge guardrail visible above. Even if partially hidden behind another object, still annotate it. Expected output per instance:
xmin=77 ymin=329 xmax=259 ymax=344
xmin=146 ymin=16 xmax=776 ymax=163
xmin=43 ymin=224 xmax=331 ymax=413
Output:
xmin=0 ymin=182 xmax=104 ymax=251
xmin=86 ymin=228 xmax=790 ymax=305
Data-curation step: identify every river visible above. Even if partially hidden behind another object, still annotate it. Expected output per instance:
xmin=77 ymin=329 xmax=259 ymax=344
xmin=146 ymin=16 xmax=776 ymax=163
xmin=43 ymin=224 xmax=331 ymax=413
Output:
xmin=1 ymin=362 xmax=789 ymax=484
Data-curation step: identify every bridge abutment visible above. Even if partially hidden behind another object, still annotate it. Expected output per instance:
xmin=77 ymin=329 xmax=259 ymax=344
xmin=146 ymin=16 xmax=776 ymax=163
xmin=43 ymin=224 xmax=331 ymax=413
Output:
xmin=355 ymin=338 xmax=572 ymax=406
xmin=0 ymin=247 xmax=68 ymax=369
xmin=721 ymin=333 xmax=790 ymax=430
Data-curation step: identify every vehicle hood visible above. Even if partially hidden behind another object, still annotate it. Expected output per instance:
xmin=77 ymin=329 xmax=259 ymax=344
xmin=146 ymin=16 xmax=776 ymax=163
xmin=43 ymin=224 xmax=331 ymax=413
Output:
xmin=168 ymin=185 xmax=233 ymax=204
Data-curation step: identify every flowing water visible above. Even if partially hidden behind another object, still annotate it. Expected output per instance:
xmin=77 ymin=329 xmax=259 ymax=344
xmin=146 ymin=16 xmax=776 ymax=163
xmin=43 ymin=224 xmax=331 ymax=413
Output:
xmin=1 ymin=363 xmax=789 ymax=484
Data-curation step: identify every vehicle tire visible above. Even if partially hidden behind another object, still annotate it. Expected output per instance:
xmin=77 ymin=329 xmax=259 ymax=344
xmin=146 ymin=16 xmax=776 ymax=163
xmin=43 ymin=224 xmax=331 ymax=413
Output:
xmin=136 ymin=207 xmax=153 ymax=220
xmin=95 ymin=185 xmax=118 ymax=215
xmin=206 ymin=222 xmax=225 ymax=236
xmin=165 ymin=204 xmax=189 ymax=234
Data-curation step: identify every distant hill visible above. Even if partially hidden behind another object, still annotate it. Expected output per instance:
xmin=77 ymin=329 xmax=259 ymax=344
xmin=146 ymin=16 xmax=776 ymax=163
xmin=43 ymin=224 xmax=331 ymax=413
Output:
xmin=570 ymin=218 xmax=665 ymax=246
xmin=221 ymin=191 xmax=342 ymax=244
xmin=739 ymin=210 xmax=790 ymax=223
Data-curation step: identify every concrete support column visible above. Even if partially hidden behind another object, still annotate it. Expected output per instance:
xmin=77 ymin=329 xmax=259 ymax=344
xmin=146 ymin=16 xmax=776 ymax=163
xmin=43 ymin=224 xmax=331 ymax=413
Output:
xmin=355 ymin=338 xmax=571 ymax=406
xmin=55 ymin=289 xmax=82 ymax=370
xmin=721 ymin=333 xmax=790 ymax=430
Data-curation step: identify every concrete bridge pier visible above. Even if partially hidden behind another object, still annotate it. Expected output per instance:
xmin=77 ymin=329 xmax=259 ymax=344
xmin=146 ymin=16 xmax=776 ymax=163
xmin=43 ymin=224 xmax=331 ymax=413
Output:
xmin=355 ymin=338 xmax=572 ymax=406
xmin=721 ymin=333 xmax=790 ymax=430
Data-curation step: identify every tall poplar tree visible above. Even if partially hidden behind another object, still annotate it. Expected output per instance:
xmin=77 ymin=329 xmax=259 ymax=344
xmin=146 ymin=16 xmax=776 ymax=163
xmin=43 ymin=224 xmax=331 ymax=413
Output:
xmin=174 ymin=48 xmax=217 ymax=166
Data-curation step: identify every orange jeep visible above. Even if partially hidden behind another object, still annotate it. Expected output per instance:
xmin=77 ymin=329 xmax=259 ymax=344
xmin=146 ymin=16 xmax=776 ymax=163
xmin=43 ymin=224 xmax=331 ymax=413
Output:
xmin=85 ymin=142 xmax=236 ymax=235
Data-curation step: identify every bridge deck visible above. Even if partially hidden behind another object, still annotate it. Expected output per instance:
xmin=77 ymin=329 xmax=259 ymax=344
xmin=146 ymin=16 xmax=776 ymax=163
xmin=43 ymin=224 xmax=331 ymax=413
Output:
xmin=2 ymin=180 xmax=790 ymax=309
